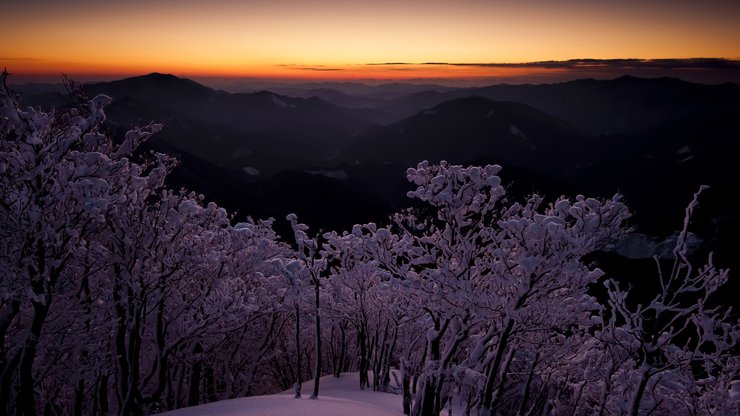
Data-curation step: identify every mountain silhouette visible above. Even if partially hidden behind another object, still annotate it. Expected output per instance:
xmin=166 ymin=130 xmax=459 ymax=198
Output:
xmin=13 ymin=74 xmax=740 ymax=248
xmin=343 ymin=96 xmax=591 ymax=178
xmin=370 ymin=76 xmax=740 ymax=134
xmin=79 ymin=73 xmax=393 ymax=174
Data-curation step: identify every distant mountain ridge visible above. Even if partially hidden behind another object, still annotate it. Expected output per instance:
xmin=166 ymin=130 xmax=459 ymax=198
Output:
xmin=13 ymin=73 xmax=740 ymax=248
xmin=16 ymin=73 xmax=739 ymax=137
xmin=71 ymin=73 xmax=395 ymax=175
xmin=342 ymin=96 xmax=592 ymax=179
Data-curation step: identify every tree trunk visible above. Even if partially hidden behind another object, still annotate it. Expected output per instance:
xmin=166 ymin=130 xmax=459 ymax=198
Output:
xmin=187 ymin=361 xmax=201 ymax=407
xmin=381 ymin=324 xmax=399 ymax=391
xmin=204 ymin=367 xmax=216 ymax=403
xmin=17 ymin=242 xmax=55 ymax=416
xmin=516 ymin=353 xmax=539 ymax=416
xmin=411 ymin=318 xmax=448 ymax=416
xmin=17 ymin=299 xmax=50 ymax=416
xmin=294 ymin=305 xmax=302 ymax=398
xmin=374 ymin=320 xmax=390 ymax=391
xmin=0 ymin=301 xmax=20 ymax=358
xmin=338 ymin=323 xmax=347 ymax=376
xmin=628 ymin=366 xmax=652 ymax=416
xmin=493 ymin=346 xmax=516 ymax=413
xmin=330 ymin=326 xmax=338 ymax=377
xmin=596 ymin=377 xmax=612 ymax=416
xmin=96 ymin=374 xmax=109 ymax=416
xmin=479 ymin=319 xmax=514 ymax=416
xmin=432 ymin=321 xmax=468 ymax=416
xmin=402 ymin=359 xmax=412 ymax=415
xmin=412 ymin=374 xmax=437 ymax=416
xmin=113 ymin=266 xmax=144 ymax=416
xmin=310 ymin=280 xmax=321 ymax=399
xmin=74 ymin=378 xmax=85 ymax=416
xmin=188 ymin=343 xmax=203 ymax=407
xmin=150 ymin=283 xmax=169 ymax=404
xmin=359 ymin=323 xmax=369 ymax=389
xmin=0 ymin=300 xmax=21 ymax=414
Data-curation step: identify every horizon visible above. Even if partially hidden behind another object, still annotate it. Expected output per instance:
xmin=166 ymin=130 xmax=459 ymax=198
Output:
xmin=3 ymin=0 xmax=740 ymax=85
xmin=7 ymin=58 xmax=740 ymax=91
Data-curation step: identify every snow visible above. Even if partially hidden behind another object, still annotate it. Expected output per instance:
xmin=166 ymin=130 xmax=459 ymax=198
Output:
xmin=730 ymin=380 xmax=740 ymax=401
xmin=508 ymin=125 xmax=535 ymax=148
xmin=607 ymin=231 xmax=701 ymax=259
xmin=305 ymin=169 xmax=348 ymax=180
xmin=158 ymin=372 xmax=403 ymax=416
xmin=242 ymin=167 xmax=260 ymax=176
xmin=508 ymin=125 xmax=526 ymax=140
xmin=271 ymin=95 xmax=296 ymax=109
xmin=157 ymin=395 xmax=397 ymax=416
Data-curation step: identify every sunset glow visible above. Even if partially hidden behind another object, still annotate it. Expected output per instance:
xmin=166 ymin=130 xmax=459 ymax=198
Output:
xmin=2 ymin=0 xmax=740 ymax=83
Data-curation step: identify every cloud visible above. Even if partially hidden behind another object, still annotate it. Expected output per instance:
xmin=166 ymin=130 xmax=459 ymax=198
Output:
xmin=365 ymin=58 xmax=740 ymax=70
xmin=294 ymin=67 xmax=344 ymax=71
xmin=266 ymin=58 xmax=740 ymax=84
xmin=276 ymin=64 xmax=344 ymax=71
xmin=364 ymin=62 xmax=414 ymax=66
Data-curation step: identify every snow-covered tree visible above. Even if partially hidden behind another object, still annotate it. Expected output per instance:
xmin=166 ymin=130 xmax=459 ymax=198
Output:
xmin=0 ymin=69 xmax=162 ymax=415
xmin=598 ymin=187 xmax=740 ymax=416
xmin=4 ymin=69 xmax=737 ymax=416
xmin=388 ymin=161 xmax=630 ymax=416
xmin=266 ymin=243 xmax=310 ymax=398
xmin=323 ymin=224 xmax=401 ymax=390
xmin=193 ymin=218 xmax=289 ymax=403
xmin=286 ymin=214 xmax=330 ymax=399
xmin=1 ymin=71 xmax=292 ymax=415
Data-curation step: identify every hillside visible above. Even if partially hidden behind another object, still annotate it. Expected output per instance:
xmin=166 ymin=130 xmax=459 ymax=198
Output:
xmin=342 ymin=96 xmax=591 ymax=178
xmin=18 ymin=73 xmax=394 ymax=175
xmin=14 ymin=74 xmax=740 ymax=240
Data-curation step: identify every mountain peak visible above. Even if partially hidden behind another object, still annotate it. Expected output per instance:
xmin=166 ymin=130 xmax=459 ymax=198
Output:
xmin=113 ymin=72 xmax=209 ymax=89
xmin=144 ymin=72 xmax=178 ymax=79
xmin=141 ymin=72 xmax=190 ymax=83
xmin=610 ymin=74 xmax=686 ymax=85
xmin=83 ymin=73 xmax=214 ymax=104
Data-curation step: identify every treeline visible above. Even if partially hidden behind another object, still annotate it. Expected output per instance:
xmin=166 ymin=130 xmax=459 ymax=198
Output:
xmin=1 ymin=71 xmax=737 ymax=416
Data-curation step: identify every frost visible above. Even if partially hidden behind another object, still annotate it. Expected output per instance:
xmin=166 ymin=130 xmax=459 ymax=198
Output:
xmin=508 ymin=125 xmax=525 ymax=140
xmin=304 ymin=169 xmax=348 ymax=180
xmin=242 ymin=166 xmax=260 ymax=175
xmin=271 ymin=94 xmax=288 ymax=108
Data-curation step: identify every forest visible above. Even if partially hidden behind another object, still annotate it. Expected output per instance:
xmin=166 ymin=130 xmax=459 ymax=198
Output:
xmin=1 ymin=70 xmax=738 ymax=416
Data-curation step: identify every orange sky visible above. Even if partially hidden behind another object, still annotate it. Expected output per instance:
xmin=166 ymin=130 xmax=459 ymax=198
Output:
xmin=2 ymin=0 xmax=740 ymax=82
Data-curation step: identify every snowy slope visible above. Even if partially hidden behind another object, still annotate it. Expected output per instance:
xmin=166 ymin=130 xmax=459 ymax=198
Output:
xmin=158 ymin=372 xmax=404 ymax=416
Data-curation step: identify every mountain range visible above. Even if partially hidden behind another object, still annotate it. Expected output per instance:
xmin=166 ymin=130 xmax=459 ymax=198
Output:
xmin=13 ymin=73 xmax=740 ymax=252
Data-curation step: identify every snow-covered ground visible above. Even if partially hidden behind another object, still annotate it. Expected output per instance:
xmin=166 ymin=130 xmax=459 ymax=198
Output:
xmin=158 ymin=372 xmax=404 ymax=416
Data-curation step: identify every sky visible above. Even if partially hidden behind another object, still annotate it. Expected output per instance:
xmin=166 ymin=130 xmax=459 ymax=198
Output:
xmin=2 ymin=0 xmax=740 ymax=84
